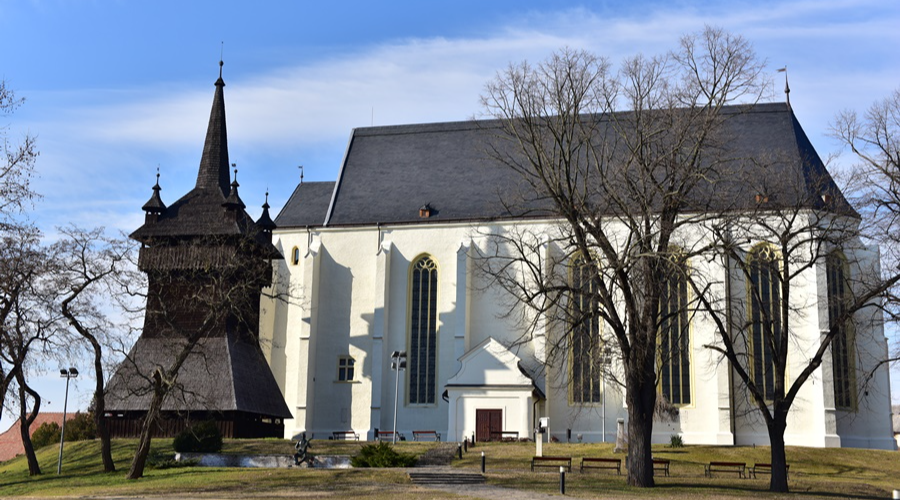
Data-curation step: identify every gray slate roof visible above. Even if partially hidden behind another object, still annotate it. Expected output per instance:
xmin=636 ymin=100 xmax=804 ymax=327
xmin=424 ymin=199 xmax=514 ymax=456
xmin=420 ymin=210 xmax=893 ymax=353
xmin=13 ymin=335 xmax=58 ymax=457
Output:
xmin=275 ymin=181 xmax=336 ymax=227
xmin=276 ymin=103 xmax=853 ymax=228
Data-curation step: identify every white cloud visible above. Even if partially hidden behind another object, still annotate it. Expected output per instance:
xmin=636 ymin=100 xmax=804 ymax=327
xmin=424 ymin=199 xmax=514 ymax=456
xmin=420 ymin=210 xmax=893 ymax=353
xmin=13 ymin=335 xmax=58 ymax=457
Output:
xmin=20 ymin=0 xmax=900 ymax=239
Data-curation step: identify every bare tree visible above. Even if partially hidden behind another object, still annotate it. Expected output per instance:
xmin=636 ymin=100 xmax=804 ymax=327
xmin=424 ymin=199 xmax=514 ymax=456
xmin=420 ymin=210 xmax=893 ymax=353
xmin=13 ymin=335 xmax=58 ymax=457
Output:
xmin=0 ymin=80 xmax=38 ymax=228
xmin=0 ymin=225 xmax=48 ymax=425
xmin=0 ymin=80 xmax=40 ymax=425
xmin=478 ymin=27 xmax=767 ymax=487
xmin=51 ymin=225 xmax=138 ymax=473
xmin=832 ymin=87 xmax=900 ymax=312
xmin=688 ymin=182 xmax=899 ymax=492
xmin=0 ymin=227 xmax=57 ymax=476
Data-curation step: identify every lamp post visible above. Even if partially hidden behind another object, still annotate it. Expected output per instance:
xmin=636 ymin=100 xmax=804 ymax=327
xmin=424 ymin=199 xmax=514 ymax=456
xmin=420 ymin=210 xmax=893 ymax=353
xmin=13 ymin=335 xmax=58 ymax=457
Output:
xmin=390 ymin=351 xmax=406 ymax=444
xmin=57 ymin=367 xmax=78 ymax=475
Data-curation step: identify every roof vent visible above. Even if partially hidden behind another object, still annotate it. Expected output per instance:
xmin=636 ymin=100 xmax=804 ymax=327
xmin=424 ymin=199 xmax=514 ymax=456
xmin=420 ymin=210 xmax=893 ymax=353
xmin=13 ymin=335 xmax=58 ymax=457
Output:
xmin=821 ymin=193 xmax=833 ymax=204
xmin=419 ymin=204 xmax=433 ymax=219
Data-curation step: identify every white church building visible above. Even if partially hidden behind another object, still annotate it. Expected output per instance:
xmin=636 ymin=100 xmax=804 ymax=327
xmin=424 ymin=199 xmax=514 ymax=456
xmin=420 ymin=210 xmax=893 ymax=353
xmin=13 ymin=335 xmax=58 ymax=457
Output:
xmin=259 ymin=103 xmax=895 ymax=449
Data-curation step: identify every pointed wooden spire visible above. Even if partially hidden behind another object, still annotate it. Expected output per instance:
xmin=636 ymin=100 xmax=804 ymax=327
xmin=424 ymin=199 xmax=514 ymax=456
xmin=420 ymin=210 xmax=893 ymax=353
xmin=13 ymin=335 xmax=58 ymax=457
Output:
xmin=196 ymin=59 xmax=231 ymax=196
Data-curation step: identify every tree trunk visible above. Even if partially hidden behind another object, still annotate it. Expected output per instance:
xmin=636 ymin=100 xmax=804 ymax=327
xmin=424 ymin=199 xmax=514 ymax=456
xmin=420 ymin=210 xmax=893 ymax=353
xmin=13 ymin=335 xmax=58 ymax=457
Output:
xmin=767 ymin=417 xmax=789 ymax=492
xmin=62 ymin=296 xmax=116 ymax=472
xmin=91 ymin=346 xmax=115 ymax=472
xmin=16 ymin=373 xmax=41 ymax=476
xmin=625 ymin=359 xmax=657 ymax=487
xmin=126 ymin=374 xmax=164 ymax=480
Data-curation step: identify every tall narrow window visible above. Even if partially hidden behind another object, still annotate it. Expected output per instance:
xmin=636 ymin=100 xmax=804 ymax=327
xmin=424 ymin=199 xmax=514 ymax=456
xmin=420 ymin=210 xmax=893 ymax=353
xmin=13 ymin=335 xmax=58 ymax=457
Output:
xmin=659 ymin=258 xmax=691 ymax=406
xmin=749 ymin=246 xmax=781 ymax=402
xmin=828 ymin=252 xmax=854 ymax=409
xmin=571 ymin=255 xmax=602 ymax=404
xmin=409 ymin=256 xmax=438 ymax=405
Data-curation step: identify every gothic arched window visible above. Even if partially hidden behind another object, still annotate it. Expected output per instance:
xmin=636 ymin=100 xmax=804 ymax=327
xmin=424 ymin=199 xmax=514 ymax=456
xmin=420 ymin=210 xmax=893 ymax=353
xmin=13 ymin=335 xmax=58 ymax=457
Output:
xmin=571 ymin=254 xmax=602 ymax=404
xmin=748 ymin=245 xmax=781 ymax=402
xmin=409 ymin=255 xmax=438 ymax=405
xmin=659 ymin=257 xmax=691 ymax=406
xmin=827 ymin=251 xmax=855 ymax=410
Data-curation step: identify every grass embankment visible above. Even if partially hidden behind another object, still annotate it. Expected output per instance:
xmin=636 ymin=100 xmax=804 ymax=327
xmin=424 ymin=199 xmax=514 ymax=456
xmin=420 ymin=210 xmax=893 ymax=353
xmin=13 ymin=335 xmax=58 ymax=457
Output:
xmin=1 ymin=438 xmax=899 ymax=499
xmin=457 ymin=441 xmax=900 ymax=498
xmin=0 ymin=438 xmax=445 ymax=499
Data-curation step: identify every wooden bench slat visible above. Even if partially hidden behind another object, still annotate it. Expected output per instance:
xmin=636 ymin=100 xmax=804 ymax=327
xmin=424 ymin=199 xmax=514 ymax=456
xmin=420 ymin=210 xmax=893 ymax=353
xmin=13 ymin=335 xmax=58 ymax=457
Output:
xmin=490 ymin=430 xmax=519 ymax=442
xmin=376 ymin=431 xmax=406 ymax=441
xmin=531 ymin=456 xmax=572 ymax=472
xmin=412 ymin=430 xmax=441 ymax=442
xmin=705 ymin=461 xmax=746 ymax=479
xmin=652 ymin=458 xmax=671 ymax=477
xmin=331 ymin=430 xmax=359 ymax=440
xmin=750 ymin=463 xmax=789 ymax=479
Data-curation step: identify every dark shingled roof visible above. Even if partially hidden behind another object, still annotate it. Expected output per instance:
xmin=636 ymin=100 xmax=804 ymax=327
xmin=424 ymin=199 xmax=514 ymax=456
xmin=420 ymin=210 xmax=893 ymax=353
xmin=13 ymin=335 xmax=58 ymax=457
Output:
xmin=276 ymin=103 xmax=853 ymax=228
xmin=197 ymin=75 xmax=232 ymax=197
xmin=105 ymin=333 xmax=292 ymax=418
xmin=130 ymin=74 xmax=274 ymax=243
xmin=110 ymin=70 xmax=289 ymax=421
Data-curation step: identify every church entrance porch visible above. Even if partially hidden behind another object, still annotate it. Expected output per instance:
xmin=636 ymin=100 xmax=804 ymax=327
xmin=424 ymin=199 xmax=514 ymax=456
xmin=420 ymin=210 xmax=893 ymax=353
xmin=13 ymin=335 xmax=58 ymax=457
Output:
xmin=444 ymin=337 xmax=544 ymax=442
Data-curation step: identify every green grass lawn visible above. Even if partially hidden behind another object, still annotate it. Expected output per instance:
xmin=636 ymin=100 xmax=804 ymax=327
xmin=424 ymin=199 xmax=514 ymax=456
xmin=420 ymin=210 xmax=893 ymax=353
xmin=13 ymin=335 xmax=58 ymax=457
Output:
xmin=1 ymin=438 xmax=898 ymax=499
xmin=458 ymin=441 xmax=900 ymax=498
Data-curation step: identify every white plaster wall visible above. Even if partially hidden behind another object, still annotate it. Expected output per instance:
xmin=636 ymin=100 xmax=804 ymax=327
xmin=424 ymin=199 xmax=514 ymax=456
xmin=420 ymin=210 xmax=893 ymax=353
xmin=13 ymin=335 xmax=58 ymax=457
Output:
xmin=263 ymin=215 xmax=894 ymax=448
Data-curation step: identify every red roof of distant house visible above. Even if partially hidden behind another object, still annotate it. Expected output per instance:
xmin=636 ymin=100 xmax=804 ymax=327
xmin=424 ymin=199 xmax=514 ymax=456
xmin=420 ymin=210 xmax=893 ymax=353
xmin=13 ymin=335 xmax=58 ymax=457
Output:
xmin=0 ymin=413 xmax=74 ymax=462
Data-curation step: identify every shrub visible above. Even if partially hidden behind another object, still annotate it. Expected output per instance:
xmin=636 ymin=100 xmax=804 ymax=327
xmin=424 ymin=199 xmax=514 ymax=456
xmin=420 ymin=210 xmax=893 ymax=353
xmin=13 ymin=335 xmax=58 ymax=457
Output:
xmin=29 ymin=412 xmax=98 ymax=449
xmin=350 ymin=442 xmax=417 ymax=467
xmin=65 ymin=412 xmax=97 ymax=441
xmin=31 ymin=422 xmax=61 ymax=449
xmin=173 ymin=421 xmax=223 ymax=453
xmin=669 ymin=433 xmax=684 ymax=448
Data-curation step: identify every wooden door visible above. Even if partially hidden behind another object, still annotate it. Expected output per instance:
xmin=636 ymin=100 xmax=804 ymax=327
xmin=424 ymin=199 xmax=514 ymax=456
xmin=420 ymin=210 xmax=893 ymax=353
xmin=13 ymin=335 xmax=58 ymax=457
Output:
xmin=475 ymin=409 xmax=502 ymax=442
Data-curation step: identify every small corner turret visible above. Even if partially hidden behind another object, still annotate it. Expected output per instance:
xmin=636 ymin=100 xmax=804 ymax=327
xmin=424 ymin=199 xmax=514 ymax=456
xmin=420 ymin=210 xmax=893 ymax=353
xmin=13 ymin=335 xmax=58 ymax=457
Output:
xmin=256 ymin=191 xmax=277 ymax=242
xmin=141 ymin=169 xmax=166 ymax=224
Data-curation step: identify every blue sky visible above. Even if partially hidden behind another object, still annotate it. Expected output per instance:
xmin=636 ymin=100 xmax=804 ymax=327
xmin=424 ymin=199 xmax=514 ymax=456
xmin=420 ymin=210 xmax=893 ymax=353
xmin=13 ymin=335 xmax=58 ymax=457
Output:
xmin=1 ymin=0 xmax=899 ymax=422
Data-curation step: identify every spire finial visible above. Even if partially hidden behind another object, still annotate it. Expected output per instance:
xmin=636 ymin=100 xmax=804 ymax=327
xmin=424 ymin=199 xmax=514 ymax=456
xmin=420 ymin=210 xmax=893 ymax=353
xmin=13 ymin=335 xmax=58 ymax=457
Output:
xmin=155 ymin=165 xmax=161 ymax=187
xmin=299 ymin=165 xmax=304 ymax=184
xmin=777 ymin=66 xmax=790 ymax=108
xmin=232 ymin=163 xmax=238 ymax=186
xmin=219 ymin=42 xmax=224 ymax=79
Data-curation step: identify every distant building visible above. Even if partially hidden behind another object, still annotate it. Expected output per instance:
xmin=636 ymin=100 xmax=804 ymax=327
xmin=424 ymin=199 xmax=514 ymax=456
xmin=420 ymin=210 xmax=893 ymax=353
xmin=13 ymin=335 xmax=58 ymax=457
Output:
xmin=0 ymin=413 xmax=73 ymax=462
xmin=104 ymin=64 xmax=291 ymax=438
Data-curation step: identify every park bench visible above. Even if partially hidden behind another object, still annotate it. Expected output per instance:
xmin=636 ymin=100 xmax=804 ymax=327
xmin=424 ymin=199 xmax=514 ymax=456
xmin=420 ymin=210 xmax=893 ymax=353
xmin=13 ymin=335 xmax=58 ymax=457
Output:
xmin=376 ymin=430 xmax=406 ymax=441
xmin=531 ymin=456 xmax=572 ymax=472
xmin=331 ymin=430 xmax=359 ymax=440
xmin=580 ymin=457 xmax=621 ymax=474
xmin=705 ymin=461 xmax=746 ymax=478
xmin=653 ymin=458 xmax=671 ymax=477
xmin=412 ymin=430 xmax=441 ymax=441
xmin=750 ymin=463 xmax=789 ymax=479
xmin=490 ymin=430 xmax=519 ymax=442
